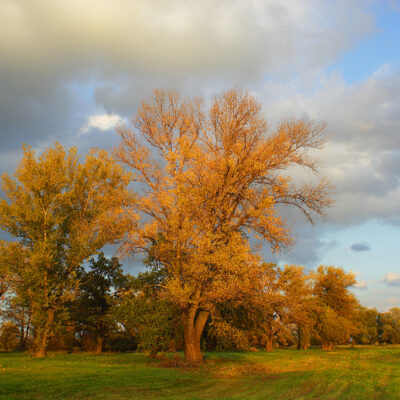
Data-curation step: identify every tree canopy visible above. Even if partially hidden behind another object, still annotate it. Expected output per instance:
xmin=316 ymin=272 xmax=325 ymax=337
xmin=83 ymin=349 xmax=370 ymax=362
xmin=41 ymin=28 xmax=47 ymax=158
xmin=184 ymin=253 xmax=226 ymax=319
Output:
xmin=0 ymin=143 xmax=133 ymax=357
xmin=115 ymin=89 xmax=332 ymax=363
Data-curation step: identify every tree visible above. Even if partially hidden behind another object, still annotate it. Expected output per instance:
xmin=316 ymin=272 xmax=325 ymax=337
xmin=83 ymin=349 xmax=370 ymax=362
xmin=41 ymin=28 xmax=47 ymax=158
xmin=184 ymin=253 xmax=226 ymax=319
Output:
xmin=380 ymin=308 xmax=400 ymax=344
xmin=312 ymin=266 xmax=358 ymax=350
xmin=115 ymin=89 xmax=332 ymax=364
xmin=353 ymin=306 xmax=379 ymax=345
xmin=315 ymin=306 xmax=354 ymax=351
xmin=0 ymin=143 xmax=133 ymax=357
xmin=112 ymin=269 xmax=182 ymax=357
xmin=223 ymin=264 xmax=313 ymax=352
xmin=277 ymin=265 xmax=314 ymax=350
xmin=72 ymin=253 xmax=127 ymax=354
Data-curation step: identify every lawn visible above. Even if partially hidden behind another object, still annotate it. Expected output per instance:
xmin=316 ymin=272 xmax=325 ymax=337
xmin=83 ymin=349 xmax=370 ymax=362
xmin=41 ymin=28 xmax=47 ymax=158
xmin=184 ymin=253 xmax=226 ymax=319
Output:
xmin=1 ymin=346 xmax=400 ymax=399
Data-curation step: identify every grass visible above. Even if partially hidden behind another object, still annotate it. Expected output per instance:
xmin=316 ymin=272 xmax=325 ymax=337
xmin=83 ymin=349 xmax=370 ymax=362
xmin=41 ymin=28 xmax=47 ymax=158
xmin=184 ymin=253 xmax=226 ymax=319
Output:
xmin=1 ymin=346 xmax=400 ymax=399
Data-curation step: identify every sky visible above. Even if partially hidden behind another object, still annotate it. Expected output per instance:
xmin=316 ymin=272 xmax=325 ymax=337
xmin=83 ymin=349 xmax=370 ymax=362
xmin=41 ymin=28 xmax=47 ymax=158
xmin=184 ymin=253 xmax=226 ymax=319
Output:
xmin=0 ymin=0 xmax=399 ymax=311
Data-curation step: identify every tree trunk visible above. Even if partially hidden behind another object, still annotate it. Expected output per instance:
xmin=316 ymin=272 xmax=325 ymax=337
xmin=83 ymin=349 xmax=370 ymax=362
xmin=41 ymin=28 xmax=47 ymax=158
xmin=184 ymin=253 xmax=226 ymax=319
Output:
xmin=322 ymin=341 xmax=333 ymax=351
xmin=34 ymin=308 xmax=54 ymax=358
xmin=297 ymin=326 xmax=301 ymax=350
xmin=95 ymin=335 xmax=103 ymax=354
xmin=19 ymin=326 xmax=27 ymax=351
xmin=265 ymin=335 xmax=273 ymax=352
xmin=182 ymin=308 xmax=209 ymax=365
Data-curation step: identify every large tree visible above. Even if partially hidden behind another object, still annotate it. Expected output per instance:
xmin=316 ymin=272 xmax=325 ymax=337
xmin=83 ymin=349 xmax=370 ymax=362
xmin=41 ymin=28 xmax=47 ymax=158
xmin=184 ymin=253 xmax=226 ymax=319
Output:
xmin=0 ymin=143 xmax=132 ymax=357
xmin=115 ymin=89 xmax=332 ymax=364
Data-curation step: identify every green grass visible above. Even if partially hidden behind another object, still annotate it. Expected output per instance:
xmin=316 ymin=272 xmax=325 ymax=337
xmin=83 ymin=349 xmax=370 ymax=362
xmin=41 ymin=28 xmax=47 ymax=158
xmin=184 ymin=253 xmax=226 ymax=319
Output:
xmin=1 ymin=346 xmax=400 ymax=399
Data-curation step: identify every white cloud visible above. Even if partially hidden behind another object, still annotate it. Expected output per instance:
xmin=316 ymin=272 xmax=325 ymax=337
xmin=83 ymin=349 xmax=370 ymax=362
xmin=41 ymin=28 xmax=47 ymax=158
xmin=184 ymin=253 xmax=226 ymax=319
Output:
xmin=81 ymin=113 xmax=124 ymax=134
xmin=354 ymin=280 xmax=367 ymax=289
xmin=383 ymin=272 xmax=400 ymax=287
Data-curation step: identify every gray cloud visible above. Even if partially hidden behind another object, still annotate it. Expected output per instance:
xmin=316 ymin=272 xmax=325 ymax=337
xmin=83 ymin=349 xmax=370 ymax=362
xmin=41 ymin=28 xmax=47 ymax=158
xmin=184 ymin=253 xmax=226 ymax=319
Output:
xmin=1 ymin=0 xmax=398 ymax=272
xmin=0 ymin=0 xmax=376 ymax=149
xmin=351 ymin=242 xmax=371 ymax=252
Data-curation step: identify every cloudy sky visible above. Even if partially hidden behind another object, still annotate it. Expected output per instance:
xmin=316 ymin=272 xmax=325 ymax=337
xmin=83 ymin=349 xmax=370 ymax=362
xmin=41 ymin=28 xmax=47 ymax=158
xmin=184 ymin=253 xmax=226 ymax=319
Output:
xmin=1 ymin=0 xmax=400 ymax=310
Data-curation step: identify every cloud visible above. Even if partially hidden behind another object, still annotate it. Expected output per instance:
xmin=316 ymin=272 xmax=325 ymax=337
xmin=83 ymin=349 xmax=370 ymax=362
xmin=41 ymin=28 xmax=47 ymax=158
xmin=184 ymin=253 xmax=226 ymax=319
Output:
xmin=0 ymin=0 xmax=398 ymax=272
xmin=81 ymin=113 xmax=124 ymax=134
xmin=383 ymin=272 xmax=400 ymax=287
xmin=351 ymin=242 xmax=371 ymax=252
xmin=0 ymin=0 xmax=376 ymax=148
xmin=259 ymin=67 xmax=400 ymax=227
xmin=353 ymin=280 xmax=367 ymax=289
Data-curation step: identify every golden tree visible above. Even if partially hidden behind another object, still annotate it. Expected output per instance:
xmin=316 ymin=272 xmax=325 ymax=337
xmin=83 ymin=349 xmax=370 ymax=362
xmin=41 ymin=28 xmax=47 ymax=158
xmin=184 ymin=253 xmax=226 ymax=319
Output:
xmin=116 ymin=89 xmax=332 ymax=364
xmin=312 ymin=265 xmax=359 ymax=350
xmin=0 ymin=143 xmax=133 ymax=357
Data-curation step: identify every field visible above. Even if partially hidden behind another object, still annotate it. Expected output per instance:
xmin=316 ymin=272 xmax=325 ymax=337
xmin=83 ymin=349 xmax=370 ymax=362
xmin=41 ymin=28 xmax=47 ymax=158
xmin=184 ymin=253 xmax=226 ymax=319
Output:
xmin=1 ymin=347 xmax=400 ymax=399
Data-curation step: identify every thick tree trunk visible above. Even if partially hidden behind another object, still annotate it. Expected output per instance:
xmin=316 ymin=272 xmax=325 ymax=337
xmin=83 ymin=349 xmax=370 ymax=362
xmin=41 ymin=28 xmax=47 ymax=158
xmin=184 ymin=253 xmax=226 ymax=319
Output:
xmin=182 ymin=308 xmax=209 ymax=365
xmin=34 ymin=335 xmax=47 ymax=358
xmin=34 ymin=308 xmax=54 ymax=358
xmin=265 ymin=335 xmax=273 ymax=352
xmin=95 ymin=335 xmax=103 ymax=354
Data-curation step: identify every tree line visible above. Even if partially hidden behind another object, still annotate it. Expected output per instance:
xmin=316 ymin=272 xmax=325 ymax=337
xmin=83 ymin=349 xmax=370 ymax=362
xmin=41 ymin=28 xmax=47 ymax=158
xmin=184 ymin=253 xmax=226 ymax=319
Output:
xmin=0 ymin=89 xmax=388 ymax=364
xmin=2 ymin=255 xmax=398 ymax=356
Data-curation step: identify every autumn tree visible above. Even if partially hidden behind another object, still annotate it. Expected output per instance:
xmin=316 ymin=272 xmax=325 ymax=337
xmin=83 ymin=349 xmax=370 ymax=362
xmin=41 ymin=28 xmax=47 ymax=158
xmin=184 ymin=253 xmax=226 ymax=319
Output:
xmin=115 ymin=89 xmax=331 ymax=364
xmin=0 ymin=143 xmax=133 ymax=357
xmin=275 ymin=265 xmax=314 ymax=350
xmin=225 ymin=264 xmax=313 ymax=352
xmin=312 ymin=266 xmax=358 ymax=350
xmin=353 ymin=306 xmax=379 ymax=345
xmin=380 ymin=308 xmax=400 ymax=344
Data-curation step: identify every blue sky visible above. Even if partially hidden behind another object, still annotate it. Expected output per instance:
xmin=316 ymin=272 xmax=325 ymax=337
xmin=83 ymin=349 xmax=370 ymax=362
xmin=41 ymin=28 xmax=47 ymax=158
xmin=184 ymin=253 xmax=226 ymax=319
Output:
xmin=0 ymin=0 xmax=399 ymax=310
xmin=330 ymin=2 xmax=400 ymax=83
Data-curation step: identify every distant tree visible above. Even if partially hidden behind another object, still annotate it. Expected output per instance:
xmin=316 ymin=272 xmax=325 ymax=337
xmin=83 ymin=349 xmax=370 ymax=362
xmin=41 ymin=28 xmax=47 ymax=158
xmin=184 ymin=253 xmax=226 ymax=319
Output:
xmin=279 ymin=265 xmax=314 ymax=350
xmin=312 ymin=266 xmax=358 ymax=350
xmin=0 ymin=143 xmax=133 ymax=357
xmin=72 ymin=253 xmax=127 ymax=354
xmin=115 ymin=89 xmax=332 ymax=363
xmin=112 ymin=269 xmax=182 ymax=357
xmin=353 ymin=307 xmax=379 ymax=345
xmin=315 ymin=306 xmax=355 ymax=351
xmin=208 ymin=264 xmax=313 ymax=352
xmin=1 ymin=294 xmax=32 ymax=351
xmin=254 ymin=264 xmax=313 ymax=351
xmin=380 ymin=308 xmax=400 ymax=344
xmin=0 ymin=321 xmax=20 ymax=351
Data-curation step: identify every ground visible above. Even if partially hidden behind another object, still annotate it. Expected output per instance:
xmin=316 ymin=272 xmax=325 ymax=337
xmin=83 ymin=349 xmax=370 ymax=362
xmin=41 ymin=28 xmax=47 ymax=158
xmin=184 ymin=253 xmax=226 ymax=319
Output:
xmin=1 ymin=346 xmax=400 ymax=399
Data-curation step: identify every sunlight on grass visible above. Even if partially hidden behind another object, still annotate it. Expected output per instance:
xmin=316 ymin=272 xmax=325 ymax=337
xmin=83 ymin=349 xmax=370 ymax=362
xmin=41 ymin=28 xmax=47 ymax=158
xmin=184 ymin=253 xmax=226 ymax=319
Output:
xmin=1 ymin=347 xmax=400 ymax=399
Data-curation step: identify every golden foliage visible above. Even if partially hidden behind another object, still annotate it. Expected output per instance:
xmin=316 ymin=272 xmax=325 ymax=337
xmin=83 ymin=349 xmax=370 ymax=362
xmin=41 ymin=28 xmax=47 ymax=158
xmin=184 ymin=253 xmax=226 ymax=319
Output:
xmin=115 ymin=88 xmax=332 ymax=363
